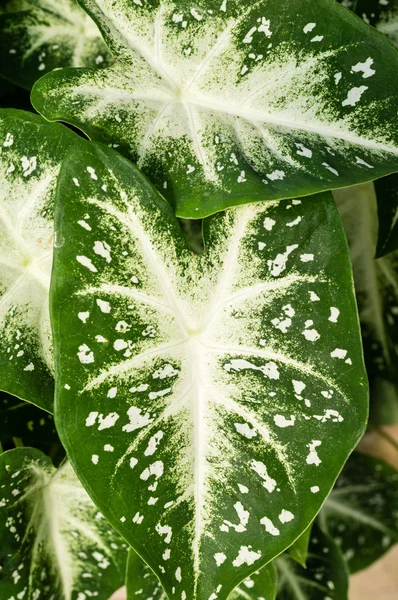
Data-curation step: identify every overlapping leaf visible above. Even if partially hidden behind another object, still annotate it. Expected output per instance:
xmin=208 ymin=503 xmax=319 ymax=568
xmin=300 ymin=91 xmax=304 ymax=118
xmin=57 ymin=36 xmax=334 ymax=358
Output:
xmin=127 ymin=549 xmax=277 ymax=600
xmin=287 ymin=524 xmax=312 ymax=567
xmin=320 ymin=451 xmax=398 ymax=573
xmin=30 ymin=0 xmax=398 ymax=218
xmin=0 ymin=0 xmax=112 ymax=90
xmin=51 ymin=140 xmax=367 ymax=600
xmin=335 ymin=183 xmax=398 ymax=424
xmin=0 ymin=447 xmax=127 ymax=599
xmin=0 ymin=109 xmax=81 ymax=411
xmin=275 ymin=525 xmax=349 ymax=600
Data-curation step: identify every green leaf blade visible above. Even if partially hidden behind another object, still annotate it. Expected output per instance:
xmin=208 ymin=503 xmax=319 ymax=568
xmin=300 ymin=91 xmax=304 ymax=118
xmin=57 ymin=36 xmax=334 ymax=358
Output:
xmin=32 ymin=0 xmax=398 ymax=217
xmin=51 ymin=140 xmax=367 ymax=600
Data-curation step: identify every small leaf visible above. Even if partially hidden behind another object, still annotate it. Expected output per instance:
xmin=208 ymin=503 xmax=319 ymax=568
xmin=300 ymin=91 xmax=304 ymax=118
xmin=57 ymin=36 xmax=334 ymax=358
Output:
xmin=51 ymin=140 xmax=367 ymax=600
xmin=0 ymin=108 xmax=82 ymax=411
xmin=0 ymin=447 xmax=127 ymax=600
xmin=31 ymin=0 xmax=398 ymax=218
xmin=287 ymin=524 xmax=312 ymax=567
xmin=320 ymin=451 xmax=398 ymax=573
xmin=0 ymin=391 xmax=58 ymax=443
xmin=126 ymin=548 xmax=277 ymax=600
xmin=335 ymin=183 xmax=398 ymax=425
xmin=0 ymin=0 xmax=112 ymax=90
xmin=276 ymin=524 xmax=349 ymax=600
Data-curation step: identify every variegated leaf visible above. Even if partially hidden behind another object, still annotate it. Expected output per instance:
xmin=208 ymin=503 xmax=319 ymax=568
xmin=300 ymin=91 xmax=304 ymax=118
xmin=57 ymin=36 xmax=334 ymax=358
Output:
xmin=31 ymin=0 xmax=398 ymax=218
xmin=275 ymin=524 xmax=348 ymax=600
xmin=0 ymin=0 xmax=112 ymax=90
xmin=0 ymin=447 xmax=127 ymax=600
xmin=335 ymin=183 xmax=398 ymax=425
xmin=126 ymin=548 xmax=277 ymax=600
xmin=320 ymin=451 xmax=398 ymax=573
xmin=51 ymin=141 xmax=367 ymax=600
xmin=0 ymin=108 xmax=82 ymax=411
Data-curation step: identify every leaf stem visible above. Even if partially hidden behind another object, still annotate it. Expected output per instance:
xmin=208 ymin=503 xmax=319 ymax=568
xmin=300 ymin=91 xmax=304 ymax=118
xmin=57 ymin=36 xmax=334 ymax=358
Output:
xmin=12 ymin=437 xmax=24 ymax=448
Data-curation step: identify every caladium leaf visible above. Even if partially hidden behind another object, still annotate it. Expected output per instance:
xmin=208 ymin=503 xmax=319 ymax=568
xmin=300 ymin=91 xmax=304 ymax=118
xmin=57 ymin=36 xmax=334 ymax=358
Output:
xmin=0 ymin=108 xmax=82 ymax=411
xmin=31 ymin=0 xmax=398 ymax=218
xmin=320 ymin=451 xmax=398 ymax=574
xmin=287 ymin=524 xmax=312 ymax=567
xmin=0 ymin=391 xmax=58 ymax=443
xmin=275 ymin=524 xmax=349 ymax=600
xmin=0 ymin=0 xmax=112 ymax=90
xmin=335 ymin=183 xmax=398 ymax=425
xmin=0 ymin=447 xmax=127 ymax=600
xmin=51 ymin=140 xmax=367 ymax=600
xmin=126 ymin=549 xmax=277 ymax=600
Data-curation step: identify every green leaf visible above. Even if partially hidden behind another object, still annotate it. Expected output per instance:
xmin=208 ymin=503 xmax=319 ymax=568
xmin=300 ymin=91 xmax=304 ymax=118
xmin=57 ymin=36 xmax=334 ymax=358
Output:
xmin=0 ymin=108 xmax=82 ymax=411
xmin=31 ymin=0 xmax=398 ymax=218
xmin=0 ymin=0 xmax=112 ymax=90
xmin=51 ymin=140 xmax=367 ymax=600
xmin=0 ymin=447 xmax=127 ymax=599
xmin=320 ymin=451 xmax=398 ymax=573
xmin=0 ymin=391 xmax=58 ymax=443
xmin=375 ymin=174 xmax=398 ymax=258
xmin=126 ymin=548 xmax=277 ymax=600
xmin=335 ymin=183 xmax=398 ymax=425
xmin=275 ymin=524 xmax=349 ymax=600
xmin=287 ymin=524 xmax=312 ymax=567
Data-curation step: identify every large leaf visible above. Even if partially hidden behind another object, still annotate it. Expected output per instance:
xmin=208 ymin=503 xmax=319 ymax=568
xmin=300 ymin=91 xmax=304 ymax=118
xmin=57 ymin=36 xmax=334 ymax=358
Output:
xmin=0 ymin=0 xmax=112 ymax=90
xmin=51 ymin=140 xmax=367 ymax=600
xmin=31 ymin=0 xmax=398 ymax=218
xmin=275 ymin=524 xmax=349 ymax=600
xmin=0 ymin=108 xmax=82 ymax=411
xmin=320 ymin=451 xmax=398 ymax=573
xmin=335 ymin=183 xmax=398 ymax=424
xmin=0 ymin=447 xmax=127 ymax=599
xmin=126 ymin=549 xmax=277 ymax=600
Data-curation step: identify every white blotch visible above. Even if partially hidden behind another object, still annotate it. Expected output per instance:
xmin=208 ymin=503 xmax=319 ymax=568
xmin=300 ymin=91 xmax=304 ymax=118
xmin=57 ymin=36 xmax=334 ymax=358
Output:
xmin=257 ymin=17 xmax=272 ymax=37
xmin=313 ymin=409 xmax=343 ymax=423
xmin=122 ymin=406 xmax=153 ymax=432
xmin=104 ymin=444 xmax=114 ymax=452
xmin=267 ymin=170 xmax=285 ymax=181
xmin=3 ymin=133 xmax=14 ymax=147
xmin=311 ymin=486 xmax=320 ymax=493
xmin=91 ymin=454 xmax=99 ymax=465
xmin=279 ymin=510 xmax=294 ymax=523
xmin=163 ymin=548 xmax=171 ymax=560
xmin=296 ymin=143 xmax=312 ymax=158
xmin=214 ymin=552 xmax=227 ymax=566
xmin=329 ymin=307 xmax=340 ymax=323
xmin=263 ymin=217 xmax=276 ymax=230
xmin=250 ymin=460 xmax=276 ymax=493
xmin=258 ymin=241 xmax=266 ymax=251
xmin=334 ymin=72 xmax=342 ymax=85
xmin=355 ymin=156 xmax=374 ymax=168
xmin=342 ymin=86 xmax=368 ymax=106
xmin=21 ymin=156 xmax=37 ymax=176
xmin=232 ymin=546 xmax=262 ymax=567
xmin=267 ymin=244 xmax=298 ymax=276
xmin=274 ymin=414 xmax=296 ymax=428
xmin=156 ymin=524 xmax=172 ymax=544
xmin=309 ymin=291 xmax=320 ymax=301
xmin=96 ymin=298 xmax=111 ymax=313
xmin=24 ymin=362 xmax=34 ymax=371
xmin=234 ymin=423 xmax=257 ymax=439
xmin=293 ymin=380 xmax=306 ymax=395
xmin=78 ymin=311 xmax=90 ymax=323
xmin=224 ymin=358 xmax=279 ymax=380
xmin=78 ymin=344 xmax=94 ymax=364
xmin=133 ymin=512 xmax=144 ymax=524
xmin=331 ymin=348 xmax=347 ymax=359
xmin=260 ymin=516 xmax=280 ymax=536
xmin=300 ymin=254 xmax=314 ymax=262
xmin=93 ymin=240 xmax=111 ymax=263
xmin=153 ymin=364 xmax=178 ymax=379
xmin=97 ymin=412 xmax=119 ymax=430
xmin=351 ymin=57 xmax=375 ymax=78
xmin=175 ymin=567 xmax=182 ymax=582
xmin=85 ymin=412 xmax=98 ymax=427
xmin=140 ymin=461 xmax=164 ymax=481
xmin=145 ymin=431 xmax=164 ymax=456
xmin=78 ymin=220 xmax=91 ymax=231
xmin=238 ymin=484 xmax=249 ymax=494
xmin=87 ymin=166 xmax=98 ymax=180
xmin=303 ymin=23 xmax=316 ymax=33
xmin=130 ymin=457 xmax=138 ymax=469
xmin=302 ymin=328 xmax=320 ymax=342
xmin=306 ymin=440 xmax=322 ymax=466
xmin=191 ymin=8 xmax=202 ymax=20
xmin=221 ymin=502 xmax=250 ymax=533
xmin=311 ymin=35 xmax=324 ymax=42
xmin=322 ymin=162 xmax=339 ymax=176
xmin=286 ymin=216 xmax=302 ymax=227
xmin=107 ymin=387 xmax=117 ymax=398
xmin=76 ymin=256 xmax=97 ymax=272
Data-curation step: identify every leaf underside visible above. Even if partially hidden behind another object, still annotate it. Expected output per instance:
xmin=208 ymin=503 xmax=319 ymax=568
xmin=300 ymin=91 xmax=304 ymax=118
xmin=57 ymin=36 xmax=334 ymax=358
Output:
xmin=0 ymin=447 xmax=127 ymax=600
xmin=0 ymin=109 xmax=81 ymax=412
xmin=335 ymin=183 xmax=398 ymax=425
xmin=0 ymin=0 xmax=112 ymax=90
xmin=52 ymin=140 xmax=367 ymax=600
xmin=31 ymin=0 xmax=398 ymax=218
xmin=321 ymin=451 xmax=398 ymax=574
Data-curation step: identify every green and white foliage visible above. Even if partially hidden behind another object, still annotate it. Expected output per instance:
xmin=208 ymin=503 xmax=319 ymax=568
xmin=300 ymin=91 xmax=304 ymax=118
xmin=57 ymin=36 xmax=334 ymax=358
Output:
xmin=0 ymin=392 xmax=58 ymax=443
xmin=31 ymin=0 xmax=398 ymax=218
xmin=126 ymin=548 xmax=277 ymax=600
xmin=320 ymin=452 xmax=398 ymax=574
xmin=0 ymin=447 xmax=127 ymax=600
xmin=335 ymin=184 xmax=398 ymax=425
xmin=0 ymin=0 xmax=112 ymax=90
xmin=51 ymin=140 xmax=367 ymax=600
xmin=286 ymin=524 xmax=312 ymax=567
xmin=0 ymin=109 xmax=81 ymax=412
xmin=275 ymin=524 xmax=349 ymax=600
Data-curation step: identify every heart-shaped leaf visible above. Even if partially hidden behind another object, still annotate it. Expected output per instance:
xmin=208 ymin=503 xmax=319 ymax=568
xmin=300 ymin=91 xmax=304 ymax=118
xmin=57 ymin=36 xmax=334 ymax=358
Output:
xmin=320 ymin=451 xmax=398 ymax=573
xmin=126 ymin=548 xmax=277 ymax=600
xmin=276 ymin=524 xmax=349 ymax=600
xmin=0 ymin=447 xmax=127 ymax=600
xmin=51 ymin=140 xmax=367 ymax=600
xmin=31 ymin=0 xmax=398 ymax=218
xmin=0 ymin=0 xmax=112 ymax=90
xmin=335 ymin=183 xmax=398 ymax=425
xmin=0 ymin=108 xmax=82 ymax=411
